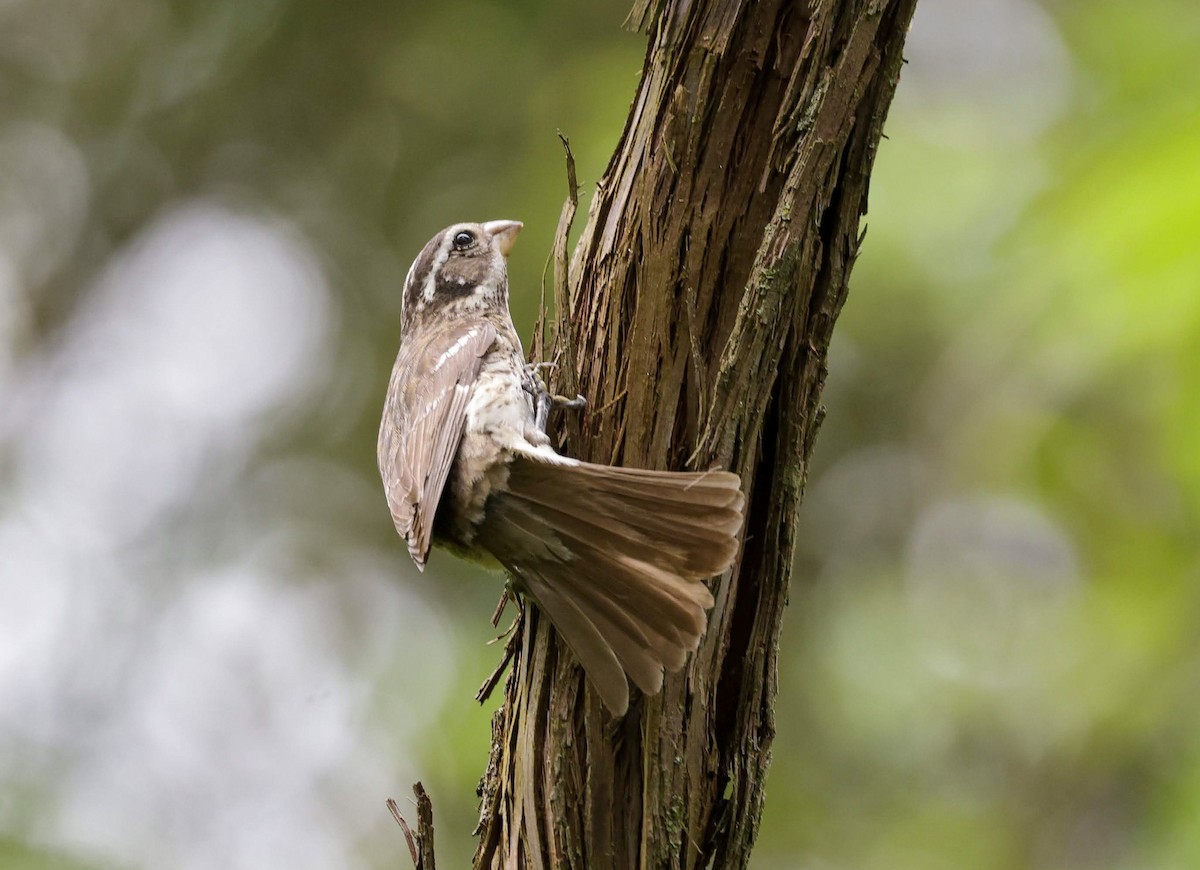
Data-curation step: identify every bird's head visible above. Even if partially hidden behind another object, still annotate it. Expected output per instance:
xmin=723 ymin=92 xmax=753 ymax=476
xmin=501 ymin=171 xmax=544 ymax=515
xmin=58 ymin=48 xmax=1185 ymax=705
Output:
xmin=401 ymin=220 xmax=522 ymax=329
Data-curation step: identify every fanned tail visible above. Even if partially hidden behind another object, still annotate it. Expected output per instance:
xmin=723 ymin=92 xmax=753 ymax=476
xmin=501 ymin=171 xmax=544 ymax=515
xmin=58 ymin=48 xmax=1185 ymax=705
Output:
xmin=477 ymin=456 xmax=745 ymax=715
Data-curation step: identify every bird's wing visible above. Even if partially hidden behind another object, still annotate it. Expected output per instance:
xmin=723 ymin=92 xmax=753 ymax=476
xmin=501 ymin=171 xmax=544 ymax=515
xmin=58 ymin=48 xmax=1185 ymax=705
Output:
xmin=378 ymin=322 xmax=497 ymax=568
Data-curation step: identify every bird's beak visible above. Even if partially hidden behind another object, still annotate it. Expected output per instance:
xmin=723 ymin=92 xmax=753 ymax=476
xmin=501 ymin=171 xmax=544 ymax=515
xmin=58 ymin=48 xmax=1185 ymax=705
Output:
xmin=483 ymin=220 xmax=523 ymax=257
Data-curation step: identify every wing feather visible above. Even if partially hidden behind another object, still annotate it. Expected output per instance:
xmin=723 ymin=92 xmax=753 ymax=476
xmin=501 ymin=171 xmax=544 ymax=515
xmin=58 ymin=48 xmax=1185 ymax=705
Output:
xmin=378 ymin=322 xmax=496 ymax=568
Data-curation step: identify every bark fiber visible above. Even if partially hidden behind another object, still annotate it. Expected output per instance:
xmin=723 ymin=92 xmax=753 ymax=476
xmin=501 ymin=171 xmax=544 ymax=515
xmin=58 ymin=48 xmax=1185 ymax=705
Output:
xmin=473 ymin=1 xmax=918 ymax=867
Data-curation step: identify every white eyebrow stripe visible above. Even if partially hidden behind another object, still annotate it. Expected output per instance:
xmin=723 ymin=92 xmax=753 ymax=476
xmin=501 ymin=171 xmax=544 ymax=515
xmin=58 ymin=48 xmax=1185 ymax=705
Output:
xmin=421 ymin=230 xmax=457 ymax=303
xmin=431 ymin=328 xmax=478 ymax=373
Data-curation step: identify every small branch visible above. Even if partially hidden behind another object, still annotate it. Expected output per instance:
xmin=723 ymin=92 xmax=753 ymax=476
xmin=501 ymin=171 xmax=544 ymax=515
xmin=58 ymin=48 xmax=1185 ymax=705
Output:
xmin=389 ymin=783 xmax=437 ymax=870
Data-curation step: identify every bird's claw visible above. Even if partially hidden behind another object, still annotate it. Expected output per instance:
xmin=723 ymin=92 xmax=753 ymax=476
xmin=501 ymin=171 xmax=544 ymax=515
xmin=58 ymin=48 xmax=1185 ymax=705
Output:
xmin=554 ymin=394 xmax=586 ymax=410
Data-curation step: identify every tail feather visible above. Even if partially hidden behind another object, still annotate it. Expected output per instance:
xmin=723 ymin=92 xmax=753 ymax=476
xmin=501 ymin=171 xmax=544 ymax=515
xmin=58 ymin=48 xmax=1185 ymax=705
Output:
xmin=492 ymin=494 xmax=705 ymax=643
xmin=519 ymin=564 xmax=667 ymax=699
xmin=503 ymin=460 xmax=743 ymax=575
xmin=497 ymin=501 xmax=706 ymax=644
xmin=514 ymin=509 xmax=706 ymax=644
xmin=479 ymin=455 xmax=744 ymax=715
xmin=515 ymin=570 xmax=631 ymax=713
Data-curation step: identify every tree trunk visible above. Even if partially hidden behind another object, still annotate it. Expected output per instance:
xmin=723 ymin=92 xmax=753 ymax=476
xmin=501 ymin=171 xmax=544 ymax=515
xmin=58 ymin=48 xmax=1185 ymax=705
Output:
xmin=472 ymin=1 xmax=918 ymax=867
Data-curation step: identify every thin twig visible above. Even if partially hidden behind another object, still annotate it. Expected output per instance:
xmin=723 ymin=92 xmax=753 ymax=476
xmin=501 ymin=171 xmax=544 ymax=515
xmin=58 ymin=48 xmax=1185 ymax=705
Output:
xmin=387 ymin=798 xmax=420 ymax=867
xmin=477 ymin=631 xmax=519 ymax=704
xmin=552 ymin=131 xmax=579 ymax=398
xmin=608 ymin=413 xmax=628 ymax=467
xmin=590 ymin=387 xmax=628 ymax=419
xmin=478 ymin=598 xmax=524 ymax=703
xmin=489 ymin=588 xmax=511 ymax=628
xmin=488 ymin=610 xmax=522 ymax=646
xmin=534 ymin=251 xmax=550 ymax=363
xmin=389 ymin=785 xmax=435 ymax=870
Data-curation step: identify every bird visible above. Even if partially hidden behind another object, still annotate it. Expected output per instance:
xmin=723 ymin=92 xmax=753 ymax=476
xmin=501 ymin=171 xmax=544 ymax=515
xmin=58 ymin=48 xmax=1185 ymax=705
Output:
xmin=377 ymin=219 xmax=745 ymax=715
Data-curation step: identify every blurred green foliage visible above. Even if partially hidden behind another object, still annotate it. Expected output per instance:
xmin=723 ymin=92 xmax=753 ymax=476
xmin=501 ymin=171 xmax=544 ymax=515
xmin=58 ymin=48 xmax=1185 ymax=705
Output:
xmin=1 ymin=0 xmax=1198 ymax=868
xmin=764 ymin=1 xmax=1200 ymax=868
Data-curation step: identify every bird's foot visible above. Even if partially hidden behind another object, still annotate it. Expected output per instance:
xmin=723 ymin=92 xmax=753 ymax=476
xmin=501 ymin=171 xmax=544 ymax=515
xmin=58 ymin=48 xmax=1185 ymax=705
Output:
xmin=525 ymin=361 xmax=586 ymax=433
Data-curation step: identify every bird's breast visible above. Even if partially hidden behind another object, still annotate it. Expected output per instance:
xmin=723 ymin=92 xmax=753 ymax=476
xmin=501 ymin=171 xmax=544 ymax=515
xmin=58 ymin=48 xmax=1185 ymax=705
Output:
xmin=434 ymin=340 xmax=533 ymax=549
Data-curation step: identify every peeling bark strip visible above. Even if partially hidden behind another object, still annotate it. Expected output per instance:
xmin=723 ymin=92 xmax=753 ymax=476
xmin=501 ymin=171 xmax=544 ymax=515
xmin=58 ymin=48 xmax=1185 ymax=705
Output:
xmin=474 ymin=2 xmax=917 ymax=867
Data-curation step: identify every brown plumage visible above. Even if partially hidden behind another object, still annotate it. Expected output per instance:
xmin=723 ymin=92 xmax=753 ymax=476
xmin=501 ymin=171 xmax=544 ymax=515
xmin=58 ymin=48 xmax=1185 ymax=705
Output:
xmin=378 ymin=220 xmax=745 ymax=715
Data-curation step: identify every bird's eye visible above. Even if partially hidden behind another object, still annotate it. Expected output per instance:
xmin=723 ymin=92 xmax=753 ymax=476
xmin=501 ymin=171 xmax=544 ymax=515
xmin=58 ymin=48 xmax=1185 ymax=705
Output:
xmin=452 ymin=230 xmax=475 ymax=250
